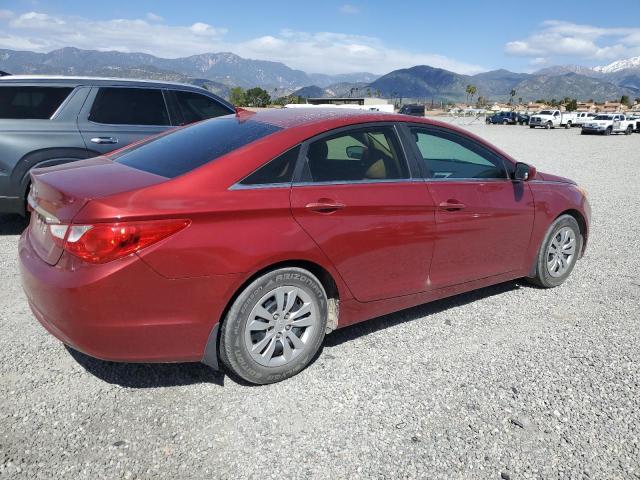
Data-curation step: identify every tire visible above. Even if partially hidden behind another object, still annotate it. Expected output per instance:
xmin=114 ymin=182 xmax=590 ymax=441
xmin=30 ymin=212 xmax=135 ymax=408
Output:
xmin=604 ymin=127 xmax=612 ymax=136
xmin=529 ymin=125 xmax=535 ymax=129
xmin=503 ymin=120 xmax=508 ymax=125
xmin=527 ymin=215 xmax=582 ymax=288
xmin=564 ymin=121 xmax=571 ymax=129
xmin=625 ymin=125 xmax=633 ymax=135
xmin=545 ymin=121 xmax=552 ymax=130
xmin=219 ymin=267 xmax=328 ymax=384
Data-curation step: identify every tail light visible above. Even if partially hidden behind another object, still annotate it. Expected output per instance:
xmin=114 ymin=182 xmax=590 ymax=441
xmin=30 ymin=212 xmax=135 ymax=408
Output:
xmin=49 ymin=219 xmax=190 ymax=264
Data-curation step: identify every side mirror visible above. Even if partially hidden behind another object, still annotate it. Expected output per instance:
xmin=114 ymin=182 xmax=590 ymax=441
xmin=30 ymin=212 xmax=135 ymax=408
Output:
xmin=513 ymin=162 xmax=535 ymax=181
xmin=346 ymin=145 xmax=365 ymax=160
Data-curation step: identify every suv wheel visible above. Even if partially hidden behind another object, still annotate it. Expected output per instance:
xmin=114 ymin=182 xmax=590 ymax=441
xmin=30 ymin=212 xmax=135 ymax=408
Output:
xmin=545 ymin=121 xmax=552 ymax=129
xmin=219 ymin=267 xmax=328 ymax=384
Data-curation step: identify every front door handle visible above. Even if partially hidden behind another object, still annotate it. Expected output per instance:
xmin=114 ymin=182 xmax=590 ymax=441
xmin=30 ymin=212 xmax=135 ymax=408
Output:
xmin=438 ymin=201 xmax=466 ymax=211
xmin=305 ymin=201 xmax=346 ymax=214
xmin=90 ymin=137 xmax=119 ymax=145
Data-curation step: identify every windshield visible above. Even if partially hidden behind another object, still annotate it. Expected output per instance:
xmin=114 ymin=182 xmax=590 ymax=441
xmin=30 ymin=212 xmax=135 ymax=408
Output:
xmin=539 ymin=110 xmax=553 ymax=115
xmin=593 ymin=115 xmax=613 ymax=120
xmin=113 ymin=117 xmax=282 ymax=178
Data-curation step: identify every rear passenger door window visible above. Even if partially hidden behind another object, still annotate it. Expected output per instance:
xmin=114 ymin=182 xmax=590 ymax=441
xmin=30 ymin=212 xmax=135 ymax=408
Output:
xmin=79 ymin=87 xmax=173 ymax=155
xmin=89 ymin=88 xmax=169 ymax=125
xmin=304 ymin=126 xmax=409 ymax=183
xmin=173 ymin=91 xmax=232 ymax=125
xmin=409 ymin=127 xmax=507 ymax=179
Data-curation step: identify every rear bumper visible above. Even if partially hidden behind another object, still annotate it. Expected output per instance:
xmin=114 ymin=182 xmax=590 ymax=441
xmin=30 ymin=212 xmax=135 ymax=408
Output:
xmin=19 ymin=229 xmax=241 ymax=364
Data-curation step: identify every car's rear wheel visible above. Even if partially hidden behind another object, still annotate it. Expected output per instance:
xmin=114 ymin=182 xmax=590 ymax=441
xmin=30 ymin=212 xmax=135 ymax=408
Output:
xmin=625 ymin=125 xmax=633 ymax=135
xmin=219 ymin=267 xmax=328 ymax=384
xmin=528 ymin=215 xmax=582 ymax=288
xmin=565 ymin=121 xmax=571 ymax=129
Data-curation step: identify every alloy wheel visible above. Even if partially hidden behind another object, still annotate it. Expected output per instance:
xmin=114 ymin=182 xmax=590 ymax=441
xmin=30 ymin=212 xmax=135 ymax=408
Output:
xmin=244 ymin=286 xmax=317 ymax=367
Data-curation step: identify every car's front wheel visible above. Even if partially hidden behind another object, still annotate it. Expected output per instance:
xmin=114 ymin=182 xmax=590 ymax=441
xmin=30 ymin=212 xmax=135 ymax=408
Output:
xmin=528 ymin=215 xmax=582 ymax=288
xmin=219 ymin=267 xmax=328 ymax=384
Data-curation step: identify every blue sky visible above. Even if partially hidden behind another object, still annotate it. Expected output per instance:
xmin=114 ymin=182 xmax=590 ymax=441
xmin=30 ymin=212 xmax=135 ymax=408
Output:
xmin=1 ymin=0 xmax=639 ymax=74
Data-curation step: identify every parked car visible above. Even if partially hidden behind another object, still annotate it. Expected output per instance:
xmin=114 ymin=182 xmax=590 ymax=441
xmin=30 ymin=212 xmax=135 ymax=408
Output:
xmin=20 ymin=109 xmax=591 ymax=384
xmin=627 ymin=113 xmax=640 ymax=132
xmin=399 ymin=104 xmax=425 ymax=116
xmin=486 ymin=111 xmax=529 ymax=125
xmin=574 ymin=112 xmax=596 ymax=127
xmin=0 ymin=76 xmax=235 ymax=215
xmin=581 ymin=114 xmax=634 ymax=135
xmin=529 ymin=110 xmax=578 ymax=129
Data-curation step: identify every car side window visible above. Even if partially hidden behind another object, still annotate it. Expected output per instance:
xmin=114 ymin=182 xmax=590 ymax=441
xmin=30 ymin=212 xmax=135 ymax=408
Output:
xmin=409 ymin=127 xmax=507 ymax=180
xmin=305 ymin=127 xmax=409 ymax=183
xmin=89 ymin=87 xmax=169 ymax=125
xmin=0 ymin=86 xmax=73 ymax=119
xmin=239 ymin=146 xmax=300 ymax=186
xmin=174 ymin=91 xmax=231 ymax=124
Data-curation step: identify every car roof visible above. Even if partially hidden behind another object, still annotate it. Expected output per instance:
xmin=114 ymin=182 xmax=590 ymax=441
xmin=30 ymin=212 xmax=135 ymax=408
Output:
xmin=0 ymin=75 xmax=211 ymax=91
xmin=243 ymin=107 xmax=438 ymax=129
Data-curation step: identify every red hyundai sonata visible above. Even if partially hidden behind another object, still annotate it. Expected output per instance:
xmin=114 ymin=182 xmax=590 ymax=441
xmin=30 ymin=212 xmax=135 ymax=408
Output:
xmin=19 ymin=108 xmax=590 ymax=384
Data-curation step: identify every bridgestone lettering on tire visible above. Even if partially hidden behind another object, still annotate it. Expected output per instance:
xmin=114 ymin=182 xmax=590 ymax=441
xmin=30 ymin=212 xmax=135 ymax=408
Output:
xmin=219 ymin=267 xmax=328 ymax=384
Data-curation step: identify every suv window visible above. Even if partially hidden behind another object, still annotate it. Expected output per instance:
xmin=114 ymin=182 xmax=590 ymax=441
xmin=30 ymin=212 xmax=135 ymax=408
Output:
xmin=305 ymin=127 xmax=409 ymax=182
xmin=89 ymin=87 xmax=169 ymax=125
xmin=0 ymin=86 xmax=73 ymax=119
xmin=113 ymin=118 xmax=281 ymax=178
xmin=240 ymin=146 xmax=300 ymax=186
xmin=174 ymin=91 xmax=232 ymax=124
xmin=410 ymin=127 xmax=507 ymax=179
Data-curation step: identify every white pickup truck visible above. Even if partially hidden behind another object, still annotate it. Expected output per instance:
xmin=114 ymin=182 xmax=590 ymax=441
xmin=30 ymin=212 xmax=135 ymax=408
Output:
xmin=574 ymin=112 xmax=596 ymax=127
xmin=580 ymin=114 xmax=634 ymax=135
xmin=529 ymin=110 xmax=578 ymax=129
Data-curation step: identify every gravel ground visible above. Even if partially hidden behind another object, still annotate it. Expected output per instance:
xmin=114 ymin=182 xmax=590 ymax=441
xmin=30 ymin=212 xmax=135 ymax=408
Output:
xmin=1 ymin=121 xmax=639 ymax=479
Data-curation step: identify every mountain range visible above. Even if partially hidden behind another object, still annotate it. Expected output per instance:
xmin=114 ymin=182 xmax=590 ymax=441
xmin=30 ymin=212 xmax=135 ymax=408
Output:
xmin=1 ymin=47 xmax=639 ymax=103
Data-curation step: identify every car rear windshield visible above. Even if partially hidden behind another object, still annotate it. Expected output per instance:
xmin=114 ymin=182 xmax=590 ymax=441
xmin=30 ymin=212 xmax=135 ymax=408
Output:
xmin=113 ymin=117 xmax=282 ymax=178
xmin=594 ymin=115 xmax=613 ymax=120
xmin=0 ymin=86 xmax=73 ymax=119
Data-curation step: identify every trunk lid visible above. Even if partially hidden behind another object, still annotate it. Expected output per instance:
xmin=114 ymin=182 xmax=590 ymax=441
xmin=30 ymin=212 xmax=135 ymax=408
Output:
xmin=28 ymin=156 xmax=167 ymax=265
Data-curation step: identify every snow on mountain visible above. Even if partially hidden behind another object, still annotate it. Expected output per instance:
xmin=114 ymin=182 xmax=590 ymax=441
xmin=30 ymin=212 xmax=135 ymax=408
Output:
xmin=594 ymin=56 xmax=640 ymax=73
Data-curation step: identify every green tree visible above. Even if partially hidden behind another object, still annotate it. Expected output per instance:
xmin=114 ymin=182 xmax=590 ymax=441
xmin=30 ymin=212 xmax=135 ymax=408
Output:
xmin=229 ymin=87 xmax=246 ymax=106
xmin=509 ymin=89 xmax=517 ymax=105
xmin=244 ymin=87 xmax=271 ymax=107
xmin=565 ymin=98 xmax=578 ymax=111
xmin=620 ymin=95 xmax=631 ymax=107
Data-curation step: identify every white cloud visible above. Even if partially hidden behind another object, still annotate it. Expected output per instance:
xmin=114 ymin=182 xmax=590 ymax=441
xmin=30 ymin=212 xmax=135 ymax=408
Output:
xmin=506 ymin=20 xmax=640 ymax=61
xmin=530 ymin=57 xmax=548 ymax=66
xmin=146 ymin=12 xmax=163 ymax=22
xmin=0 ymin=11 xmax=484 ymax=75
xmin=339 ymin=4 xmax=360 ymax=14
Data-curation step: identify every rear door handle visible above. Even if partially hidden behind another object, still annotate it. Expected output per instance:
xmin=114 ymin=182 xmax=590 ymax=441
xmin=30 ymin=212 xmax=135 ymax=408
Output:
xmin=305 ymin=201 xmax=346 ymax=213
xmin=90 ymin=137 xmax=119 ymax=145
xmin=438 ymin=201 xmax=466 ymax=211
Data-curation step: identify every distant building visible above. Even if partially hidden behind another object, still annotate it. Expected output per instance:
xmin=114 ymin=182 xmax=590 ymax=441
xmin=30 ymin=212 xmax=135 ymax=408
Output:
xmin=576 ymin=101 xmax=596 ymax=112
xmin=599 ymin=101 xmax=627 ymax=113
xmin=526 ymin=102 xmax=549 ymax=111
xmin=306 ymin=97 xmax=390 ymax=106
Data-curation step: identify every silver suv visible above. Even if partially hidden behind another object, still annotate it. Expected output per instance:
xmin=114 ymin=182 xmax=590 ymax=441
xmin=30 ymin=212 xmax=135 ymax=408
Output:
xmin=0 ymin=76 xmax=234 ymax=215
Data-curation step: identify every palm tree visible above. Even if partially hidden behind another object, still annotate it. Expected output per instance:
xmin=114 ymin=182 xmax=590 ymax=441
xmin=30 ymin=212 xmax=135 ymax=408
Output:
xmin=509 ymin=89 xmax=517 ymax=105
xmin=469 ymin=85 xmax=477 ymax=105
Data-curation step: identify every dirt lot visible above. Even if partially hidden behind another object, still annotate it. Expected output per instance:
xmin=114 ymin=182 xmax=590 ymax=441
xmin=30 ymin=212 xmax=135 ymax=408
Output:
xmin=1 ymin=121 xmax=639 ymax=479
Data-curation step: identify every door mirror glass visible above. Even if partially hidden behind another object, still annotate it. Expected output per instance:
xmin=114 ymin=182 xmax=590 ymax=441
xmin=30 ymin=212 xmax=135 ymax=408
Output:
xmin=346 ymin=145 xmax=365 ymax=160
xmin=513 ymin=162 xmax=531 ymax=181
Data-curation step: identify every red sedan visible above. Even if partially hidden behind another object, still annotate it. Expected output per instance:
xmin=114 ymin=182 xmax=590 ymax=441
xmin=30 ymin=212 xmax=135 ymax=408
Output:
xmin=19 ymin=109 xmax=591 ymax=384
